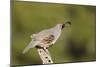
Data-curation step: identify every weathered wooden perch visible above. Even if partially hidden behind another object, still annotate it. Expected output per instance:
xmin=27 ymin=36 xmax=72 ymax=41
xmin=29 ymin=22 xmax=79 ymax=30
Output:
xmin=37 ymin=48 xmax=53 ymax=64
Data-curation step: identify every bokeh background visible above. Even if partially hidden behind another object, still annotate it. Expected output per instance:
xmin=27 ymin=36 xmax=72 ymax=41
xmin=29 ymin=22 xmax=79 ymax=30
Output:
xmin=11 ymin=1 xmax=96 ymax=66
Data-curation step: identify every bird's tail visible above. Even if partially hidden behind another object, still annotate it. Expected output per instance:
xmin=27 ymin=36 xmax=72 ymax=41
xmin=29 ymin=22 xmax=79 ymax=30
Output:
xmin=22 ymin=45 xmax=31 ymax=54
xmin=22 ymin=40 xmax=39 ymax=54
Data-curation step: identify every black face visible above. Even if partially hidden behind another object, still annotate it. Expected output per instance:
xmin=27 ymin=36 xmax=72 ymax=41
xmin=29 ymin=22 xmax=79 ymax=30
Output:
xmin=61 ymin=21 xmax=71 ymax=29
xmin=62 ymin=24 xmax=65 ymax=29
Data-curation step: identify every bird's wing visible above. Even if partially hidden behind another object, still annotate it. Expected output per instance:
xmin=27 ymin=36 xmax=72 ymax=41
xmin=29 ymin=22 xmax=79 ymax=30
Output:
xmin=39 ymin=27 xmax=61 ymax=45
xmin=36 ymin=29 xmax=54 ymax=39
xmin=40 ymin=34 xmax=55 ymax=45
xmin=22 ymin=28 xmax=55 ymax=54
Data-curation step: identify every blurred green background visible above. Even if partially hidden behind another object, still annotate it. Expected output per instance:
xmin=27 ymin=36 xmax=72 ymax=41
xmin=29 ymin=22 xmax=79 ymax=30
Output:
xmin=11 ymin=1 xmax=96 ymax=66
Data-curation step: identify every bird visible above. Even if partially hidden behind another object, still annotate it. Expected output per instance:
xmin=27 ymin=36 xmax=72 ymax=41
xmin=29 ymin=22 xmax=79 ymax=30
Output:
xmin=22 ymin=21 xmax=71 ymax=54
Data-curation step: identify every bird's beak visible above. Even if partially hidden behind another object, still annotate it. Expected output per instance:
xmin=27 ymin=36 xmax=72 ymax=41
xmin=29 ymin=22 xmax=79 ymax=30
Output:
xmin=62 ymin=21 xmax=71 ymax=29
